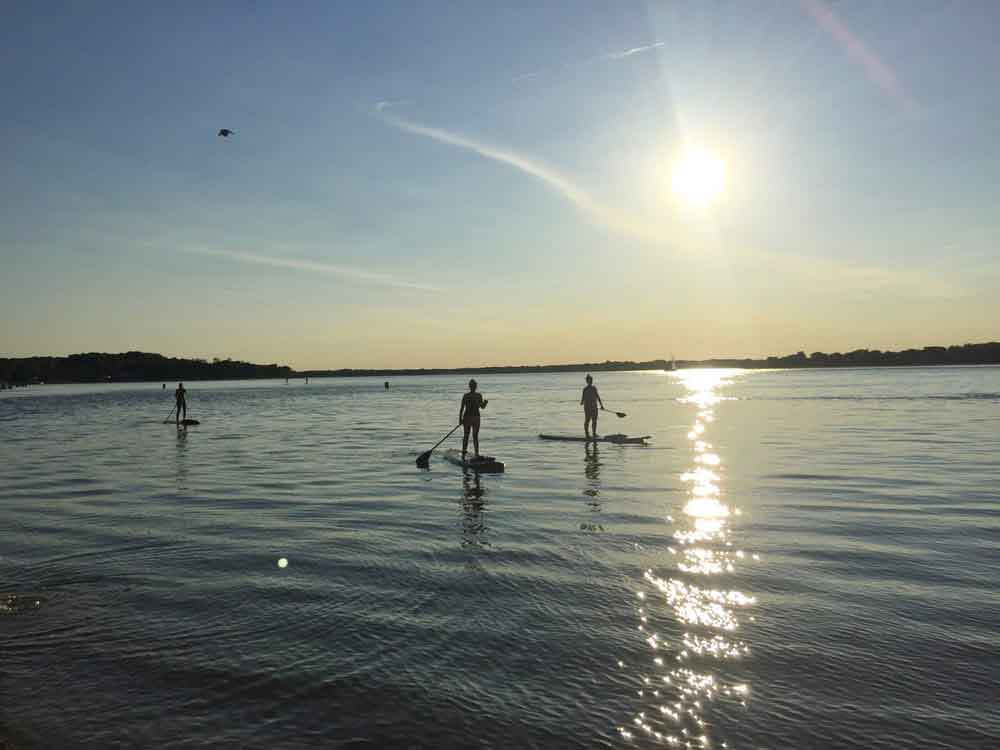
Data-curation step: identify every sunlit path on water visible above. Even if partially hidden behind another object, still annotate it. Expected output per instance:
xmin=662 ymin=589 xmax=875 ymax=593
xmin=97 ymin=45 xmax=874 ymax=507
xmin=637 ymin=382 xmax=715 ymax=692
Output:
xmin=618 ymin=370 xmax=758 ymax=748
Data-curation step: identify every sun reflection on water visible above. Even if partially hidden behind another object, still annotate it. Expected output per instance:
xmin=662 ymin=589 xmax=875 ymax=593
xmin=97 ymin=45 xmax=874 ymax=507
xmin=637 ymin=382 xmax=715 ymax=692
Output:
xmin=617 ymin=370 xmax=757 ymax=748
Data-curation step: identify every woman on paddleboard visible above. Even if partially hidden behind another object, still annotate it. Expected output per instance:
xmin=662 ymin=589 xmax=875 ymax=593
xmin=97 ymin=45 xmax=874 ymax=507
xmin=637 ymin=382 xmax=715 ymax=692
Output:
xmin=459 ymin=379 xmax=488 ymax=458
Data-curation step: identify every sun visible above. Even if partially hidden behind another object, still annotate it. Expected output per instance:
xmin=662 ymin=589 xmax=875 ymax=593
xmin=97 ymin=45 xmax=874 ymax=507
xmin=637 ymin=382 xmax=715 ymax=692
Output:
xmin=672 ymin=149 xmax=725 ymax=207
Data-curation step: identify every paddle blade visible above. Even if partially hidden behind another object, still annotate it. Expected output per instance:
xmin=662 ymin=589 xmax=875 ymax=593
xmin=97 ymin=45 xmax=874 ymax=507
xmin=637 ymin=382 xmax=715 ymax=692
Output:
xmin=615 ymin=411 xmax=626 ymax=418
xmin=416 ymin=451 xmax=431 ymax=468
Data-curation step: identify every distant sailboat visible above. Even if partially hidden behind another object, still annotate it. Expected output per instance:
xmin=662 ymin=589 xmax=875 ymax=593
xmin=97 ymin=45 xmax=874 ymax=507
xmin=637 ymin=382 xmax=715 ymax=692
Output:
xmin=668 ymin=354 xmax=676 ymax=371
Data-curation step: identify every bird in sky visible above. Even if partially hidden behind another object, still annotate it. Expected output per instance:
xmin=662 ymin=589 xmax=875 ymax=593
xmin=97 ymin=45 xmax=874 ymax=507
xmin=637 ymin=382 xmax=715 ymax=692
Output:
xmin=217 ymin=129 xmax=234 ymax=137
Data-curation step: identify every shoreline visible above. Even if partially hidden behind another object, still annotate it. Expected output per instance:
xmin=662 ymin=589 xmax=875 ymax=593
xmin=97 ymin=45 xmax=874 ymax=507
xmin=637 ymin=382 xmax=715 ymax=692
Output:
xmin=3 ymin=362 xmax=999 ymax=388
xmin=3 ymin=343 xmax=999 ymax=386
xmin=297 ymin=360 xmax=1000 ymax=378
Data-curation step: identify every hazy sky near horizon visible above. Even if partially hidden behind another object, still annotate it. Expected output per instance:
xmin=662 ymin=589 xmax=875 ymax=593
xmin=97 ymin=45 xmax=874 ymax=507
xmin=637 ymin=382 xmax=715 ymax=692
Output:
xmin=2 ymin=1 xmax=998 ymax=369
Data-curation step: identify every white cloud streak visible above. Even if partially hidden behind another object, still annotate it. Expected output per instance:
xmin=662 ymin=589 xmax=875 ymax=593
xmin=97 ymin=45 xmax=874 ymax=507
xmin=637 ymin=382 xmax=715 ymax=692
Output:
xmin=183 ymin=247 xmax=442 ymax=291
xmin=377 ymin=107 xmax=659 ymax=242
xmin=601 ymin=41 xmax=666 ymax=61
xmin=512 ymin=40 xmax=665 ymax=84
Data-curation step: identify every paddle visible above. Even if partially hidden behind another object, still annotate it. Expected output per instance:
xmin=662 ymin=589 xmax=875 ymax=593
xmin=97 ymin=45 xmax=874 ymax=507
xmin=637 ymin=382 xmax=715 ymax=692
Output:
xmin=602 ymin=407 xmax=627 ymax=418
xmin=163 ymin=406 xmax=176 ymax=424
xmin=416 ymin=424 xmax=462 ymax=468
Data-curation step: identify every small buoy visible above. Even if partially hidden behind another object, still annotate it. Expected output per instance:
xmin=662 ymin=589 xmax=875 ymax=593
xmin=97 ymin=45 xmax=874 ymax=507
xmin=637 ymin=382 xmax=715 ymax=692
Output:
xmin=277 ymin=557 xmax=288 ymax=569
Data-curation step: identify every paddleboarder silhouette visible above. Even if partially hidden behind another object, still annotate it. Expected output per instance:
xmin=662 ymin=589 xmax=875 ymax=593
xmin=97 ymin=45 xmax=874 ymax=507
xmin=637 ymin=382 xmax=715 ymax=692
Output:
xmin=459 ymin=379 xmax=488 ymax=458
xmin=581 ymin=374 xmax=604 ymax=438
xmin=174 ymin=383 xmax=187 ymax=425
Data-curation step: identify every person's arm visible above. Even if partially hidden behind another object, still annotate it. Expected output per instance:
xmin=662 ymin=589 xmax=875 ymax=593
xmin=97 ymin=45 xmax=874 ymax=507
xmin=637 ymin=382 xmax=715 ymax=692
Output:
xmin=597 ymin=388 xmax=604 ymax=410
xmin=581 ymin=388 xmax=585 ymax=406
xmin=481 ymin=394 xmax=488 ymax=409
xmin=459 ymin=396 xmax=465 ymax=425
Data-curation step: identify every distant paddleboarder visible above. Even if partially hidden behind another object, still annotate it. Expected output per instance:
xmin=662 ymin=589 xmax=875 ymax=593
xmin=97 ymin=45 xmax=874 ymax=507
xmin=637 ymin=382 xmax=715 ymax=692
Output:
xmin=459 ymin=379 xmax=488 ymax=458
xmin=174 ymin=383 xmax=187 ymax=425
xmin=581 ymin=374 xmax=605 ymax=438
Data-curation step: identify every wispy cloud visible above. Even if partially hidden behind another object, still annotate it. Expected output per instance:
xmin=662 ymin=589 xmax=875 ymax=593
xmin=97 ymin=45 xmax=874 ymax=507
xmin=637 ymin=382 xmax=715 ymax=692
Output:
xmin=512 ymin=40 xmax=665 ymax=84
xmin=601 ymin=41 xmax=666 ymax=61
xmin=183 ymin=247 xmax=441 ymax=291
xmin=376 ymin=106 xmax=659 ymax=242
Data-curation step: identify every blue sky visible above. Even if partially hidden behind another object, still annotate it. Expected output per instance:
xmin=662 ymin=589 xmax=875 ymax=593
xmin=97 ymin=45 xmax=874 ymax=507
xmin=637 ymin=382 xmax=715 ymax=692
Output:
xmin=2 ymin=1 xmax=998 ymax=368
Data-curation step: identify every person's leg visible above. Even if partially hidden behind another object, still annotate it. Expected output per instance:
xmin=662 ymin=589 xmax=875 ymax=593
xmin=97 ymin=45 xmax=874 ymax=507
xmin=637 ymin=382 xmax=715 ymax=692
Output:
xmin=181 ymin=401 xmax=187 ymax=420
xmin=462 ymin=422 xmax=471 ymax=457
xmin=176 ymin=404 xmax=181 ymax=424
xmin=592 ymin=411 xmax=598 ymax=437
xmin=472 ymin=421 xmax=480 ymax=457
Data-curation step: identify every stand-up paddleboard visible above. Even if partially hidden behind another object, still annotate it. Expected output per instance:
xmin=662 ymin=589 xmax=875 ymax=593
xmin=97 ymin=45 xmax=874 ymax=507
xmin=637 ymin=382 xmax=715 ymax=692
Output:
xmin=442 ymin=449 xmax=504 ymax=473
xmin=538 ymin=433 xmax=649 ymax=445
xmin=178 ymin=419 xmax=200 ymax=426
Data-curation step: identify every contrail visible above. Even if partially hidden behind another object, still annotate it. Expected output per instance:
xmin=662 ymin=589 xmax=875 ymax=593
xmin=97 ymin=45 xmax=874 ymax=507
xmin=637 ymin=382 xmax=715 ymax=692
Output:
xmin=513 ymin=40 xmax=665 ymax=84
xmin=601 ymin=41 xmax=666 ymax=61
xmin=377 ymin=107 xmax=658 ymax=242
xmin=183 ymin=247 xmax=441 ymax=291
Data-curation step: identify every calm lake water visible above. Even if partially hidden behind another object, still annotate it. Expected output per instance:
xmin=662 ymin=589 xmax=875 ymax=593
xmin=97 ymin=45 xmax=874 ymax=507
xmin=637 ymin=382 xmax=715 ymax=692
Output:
xmin=1 ymin=368 xmax=998 ymax=749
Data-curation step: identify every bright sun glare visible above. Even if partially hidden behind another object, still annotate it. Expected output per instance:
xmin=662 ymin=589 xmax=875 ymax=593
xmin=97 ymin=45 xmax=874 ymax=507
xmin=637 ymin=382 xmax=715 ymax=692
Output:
xmin=672 ymin=149 xmax=725 ymax=207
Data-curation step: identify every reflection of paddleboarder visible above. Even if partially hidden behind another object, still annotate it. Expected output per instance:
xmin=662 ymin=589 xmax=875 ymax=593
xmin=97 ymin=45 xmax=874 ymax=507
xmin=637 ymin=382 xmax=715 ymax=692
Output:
xmin=174 ymin=383 xmax=187 ymax=425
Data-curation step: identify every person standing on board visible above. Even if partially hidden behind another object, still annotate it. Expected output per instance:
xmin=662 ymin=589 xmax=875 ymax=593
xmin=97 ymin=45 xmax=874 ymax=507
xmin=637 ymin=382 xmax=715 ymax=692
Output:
xmin=459 ymin=379 xmax=488 ymax=458
xmin=581 ymin=374 xmax=605 ymax=439
xmin=174 ymin=382 xmax=187 ymax=425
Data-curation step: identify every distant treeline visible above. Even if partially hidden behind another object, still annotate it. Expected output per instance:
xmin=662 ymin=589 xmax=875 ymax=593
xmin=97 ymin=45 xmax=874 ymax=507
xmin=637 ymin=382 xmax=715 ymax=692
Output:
xmin=300 ymin=359 xmax=679 ymax=378
xmin=301 ymin=342 xmax=1000 ymax=378
xmin=698 ymin=342 xmax=1000 ymax=369
xmin=2 ymin=343 xmax=998 ymax=385
xmin=0 ymin=351 xmax=292 ymax=385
